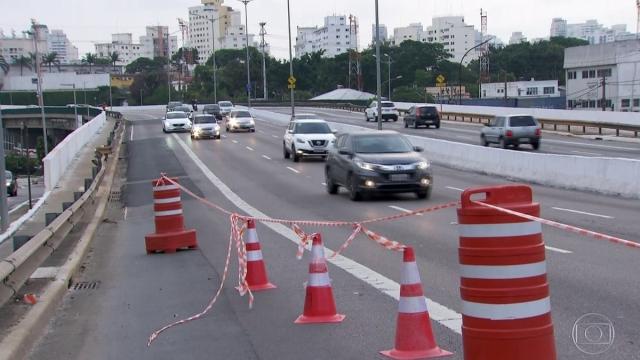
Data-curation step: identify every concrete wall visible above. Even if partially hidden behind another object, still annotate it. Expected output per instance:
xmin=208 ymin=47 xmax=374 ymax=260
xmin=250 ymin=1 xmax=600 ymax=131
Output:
xmin=249 ymin=108 xmax=640 ymax=199
xmin=43 ymin=112 xmax=106 ymax=191
xmin=3 ymin=73 xmax=110 ymax=91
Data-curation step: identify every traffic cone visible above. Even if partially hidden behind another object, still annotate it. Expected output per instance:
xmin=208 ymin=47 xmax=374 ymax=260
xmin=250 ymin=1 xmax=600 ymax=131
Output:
xmin=381 ymin=247 xmax=452 ymax=359
xmin=244 ymin=219 xmax=276 ymax=291
xmin=295 ymin=233 xmax=345 ymax=324
xmin=23 ymin=293 xmax=37 ymax=305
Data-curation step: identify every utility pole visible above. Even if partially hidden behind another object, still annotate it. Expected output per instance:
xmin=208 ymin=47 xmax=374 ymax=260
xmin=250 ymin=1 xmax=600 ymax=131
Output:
xmin=504 ymin=71 xmax=508 ymax=102
xmin=287 ymin=0 xmax=295 ymax=118
xmin=239 ymin=0 xmax=253 ymax=107
xmin=259 ymin=22 xmax=267 ymax=100
xmin=31 ymin=20 xmax=48 ymax=155
xmin=601 ymin=75 xmax=606 ymax=111
xmin=375 ymin=0 xmax=382 ymax=131
xmin=0 ymin=103 xmax=8 ymax=231
xmin=208 ymin=15 xmax=219 ymax=103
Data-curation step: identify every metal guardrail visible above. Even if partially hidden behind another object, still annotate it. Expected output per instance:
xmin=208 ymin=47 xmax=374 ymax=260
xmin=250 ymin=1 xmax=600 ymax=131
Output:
xmin=0 ymin=120 xmax=121 ymax=308
xmin=248 ymin=102 xmax=640 ymax=137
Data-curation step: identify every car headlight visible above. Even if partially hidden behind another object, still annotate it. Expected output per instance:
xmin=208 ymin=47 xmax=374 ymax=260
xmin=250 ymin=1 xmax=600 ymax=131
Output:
xmin=5 ymin=182 xmax=10 ymax=187
xmin=415 ymin=161 xmax=430 ymax=170
xmin=194 ymin=127 xmax=202 ymax=134
xmin=249 ymin=119 xmax=255 ymax=125
xmin=354 ymin=159 xmax=376 ymax=171
xmin=296 ymin=138 xmax=306 ymax=144
xmin=229 ymin=118 xmax=237 ymax=124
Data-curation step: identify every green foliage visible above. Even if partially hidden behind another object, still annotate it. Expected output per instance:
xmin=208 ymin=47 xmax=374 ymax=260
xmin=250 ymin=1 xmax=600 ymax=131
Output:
xmin=5 ymin=153 xmax=39 ymax=175
xmin=13 ymin=55 xmax=32 ymax=76
xmin=126 ymin=57 xmax=168 ymax=74
xmin=0 ymin=55 xmax=8 ymax=74
xmin=392 ymin=86 xmax=430 ymax=103
xmin=42 ymin=52 xmax=59 ymax=72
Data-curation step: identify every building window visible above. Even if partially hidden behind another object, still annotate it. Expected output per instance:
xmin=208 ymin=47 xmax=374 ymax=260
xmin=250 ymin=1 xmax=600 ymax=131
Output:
xmin=589 ymin=100 xmax=596 ymax=108
xmin=588 ymin=69 xmax=596 ymax=78
xmin=596 ymin=68 xmax=612 ymax=77
xmin=526 ymin=87 xmax=538 ymax=96
xmin=634 ymin=99 xmax=640 ymax=107
xmin=567 ymin=71 xmax=576 ymax=80
xmin=543 ymin=87 xmax=555 ymax=95
xmin=622 ymin=99 xmax=631 ymax=107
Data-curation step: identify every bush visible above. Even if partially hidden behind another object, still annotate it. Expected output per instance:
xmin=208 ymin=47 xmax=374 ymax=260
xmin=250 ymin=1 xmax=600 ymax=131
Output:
xmin=5 ymin=153 xmax=39 ymax=175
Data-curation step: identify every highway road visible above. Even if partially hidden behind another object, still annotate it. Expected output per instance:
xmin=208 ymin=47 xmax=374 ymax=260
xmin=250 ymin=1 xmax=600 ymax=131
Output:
xmin=30 ymin=106 xmax=640 ymax=359
xmin=265 ymin=106 xmax=640 ymax=160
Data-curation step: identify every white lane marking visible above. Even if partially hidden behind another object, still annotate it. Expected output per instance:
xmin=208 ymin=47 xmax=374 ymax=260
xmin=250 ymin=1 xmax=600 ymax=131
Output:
xmin=571 ymin=150 xmax=603 ymax=156
xmin=446 ymin=186 xmax=464 ymax=192
xmin=221 ymin=135 xmax=227 ymax=138
xmin=246 ymin=146 xmax=254 ymax=151
xmin=262 ymin=155 xmax=272 ymax=160
xmin=454 ymin=135 xmax=473 ymax=140
xmin=545 ymin=245 xmax=573 ymax=254
xmin=321 ymin=182 xmax=327 ymax=186
xmin=172 ymin=133 xmax=463 ymax=335
xmin=9 ymin=200 xmax=31 ymax=214
xmin=286 ymin=166 xmax=300 ymax=174
xmin=232 ymin=140 xmax=238 ymax=144
xmin=257 ymin=130 xmax=264 ymax=133
xmin=389 ymin=205 xmax=423 ymax=216
xmin=124 ymin=206 xmax=128 ymax=220
xmin=130 ymin=125 xmax=134 ymax=141
xmin=551 ymin=207 xmax=613 ymax=219
xmin=271 ymin=134 xmax=279 ymax=138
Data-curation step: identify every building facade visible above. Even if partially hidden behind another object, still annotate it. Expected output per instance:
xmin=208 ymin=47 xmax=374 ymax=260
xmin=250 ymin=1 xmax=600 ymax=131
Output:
xmin=47 ymin=30 xmax=78 ymax=64
xmin=564 ymin=40 xmax=640 ymax=112
xmin=96 ymin=28 xmax=178 ymax=66
xmin=371 ymin=24 xmax=388 ymax=44
xmin=295 ymin=15 xmax=357 ymax=58
xmin=188 ymin=0 xmax=256 ymax=64
xmin=0 ymin=24 xmax=50 ymax=64
xmin=550 ymin=18 xmax=635 ymax=44
xmin=481 ymin=80 xmax=560 ymax=99
xmin=509 ymin=32 xmax=527 ymax=45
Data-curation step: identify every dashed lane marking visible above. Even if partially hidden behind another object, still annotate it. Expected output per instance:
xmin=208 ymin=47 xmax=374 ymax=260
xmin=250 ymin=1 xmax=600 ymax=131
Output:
xmin=262 ymin=155 xmax=272 ymax=160
xmin=389 ymin=205 xmax=423 ymax=216
xmin=551 ymin=207 xmax=613 ymax=219
xmin=286 ymin=167 xmax=300 ymax=174
xmin=246 ymin=146 xmax=254 ymax=151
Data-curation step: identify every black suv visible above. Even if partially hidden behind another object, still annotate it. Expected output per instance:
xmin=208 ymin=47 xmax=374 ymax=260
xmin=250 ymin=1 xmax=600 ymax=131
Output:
xmin=404 ymin=105 xmax=441 ymax=129
xmin=325 ymin=131 xmax=433 ymax=201
xmin=203 ymin=104 xmax=223 ymax=120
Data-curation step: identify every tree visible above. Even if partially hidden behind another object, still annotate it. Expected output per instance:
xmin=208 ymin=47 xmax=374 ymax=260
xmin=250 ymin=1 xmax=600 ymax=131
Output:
xmin=13 ymin=55 xmax=32 ymax=76
xmin=42 ymin=52 xmax=59 ymax=72
xmin=82 ymin=53 xmax=97 ymax=73
xmin=0 ymin=55 xmax=9 ymax=74
xmin=109 ymin=52 xmax=120 ymax=71
xmin=126 ymin=57 xmax=168 ymax=74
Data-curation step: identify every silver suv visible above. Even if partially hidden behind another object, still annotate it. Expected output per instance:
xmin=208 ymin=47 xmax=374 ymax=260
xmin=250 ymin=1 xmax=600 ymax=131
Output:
xmin=481 ymin=115 xmax=541 ymax=150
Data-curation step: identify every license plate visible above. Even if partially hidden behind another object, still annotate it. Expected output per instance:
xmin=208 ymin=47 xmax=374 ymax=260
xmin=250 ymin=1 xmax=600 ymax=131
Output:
xmin=390 ymin=174 xmax=409 ymax=181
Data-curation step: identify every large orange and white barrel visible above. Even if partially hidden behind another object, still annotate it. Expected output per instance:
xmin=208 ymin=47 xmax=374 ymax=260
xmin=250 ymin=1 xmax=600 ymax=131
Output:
xmin=295 ymin=233 xmax=345 ymax=324
xmin=145 ymin=178 xmax=198 ymax=254
xmin=457 ymin=185 xmax=556 ymax=360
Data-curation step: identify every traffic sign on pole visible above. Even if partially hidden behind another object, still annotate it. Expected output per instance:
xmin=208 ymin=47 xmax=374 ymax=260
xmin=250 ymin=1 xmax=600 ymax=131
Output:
xmin=288 ymin=76 xmax=296 ymax=86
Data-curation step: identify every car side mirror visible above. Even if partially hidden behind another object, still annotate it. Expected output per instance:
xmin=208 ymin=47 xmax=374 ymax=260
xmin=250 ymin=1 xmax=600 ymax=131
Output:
xmin=338 ymin=149 xmax=353 ymax=156
xmin=413 ymin=146 xmax=424 ymax=152
xmin=287 ymin=129 xmax=294 ymax=134
xmin=331 ymin=129 xmax=338 ymax=134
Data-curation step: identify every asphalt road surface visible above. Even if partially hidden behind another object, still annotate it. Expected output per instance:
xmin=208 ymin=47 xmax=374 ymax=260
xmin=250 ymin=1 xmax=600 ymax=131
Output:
xmin=29 ymin=107 xmax=640 ymax=360
xmin=266 ymin=106 xmax=640 ymax=160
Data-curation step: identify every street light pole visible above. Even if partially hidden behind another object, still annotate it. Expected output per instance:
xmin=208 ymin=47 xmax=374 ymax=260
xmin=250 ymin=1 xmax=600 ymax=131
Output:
xmin=287 ymin=0 xmax=295 ymax=118
xmin=458 ymin=37 xmax=493 ymax=105
xmin=384 ymin=53 xmax=392 ymax=100
xmin=375 ymin=0 xmax=382 ymax=130
xmin=29 ymin=23 xmax=48 ymax=155
xmin=0 ymin=103 xmax=8 ymax=232
xmin=208 ymin=16 xmax=219 ymax=103
xmin=239 ymin=0 xmax=253 ymax=108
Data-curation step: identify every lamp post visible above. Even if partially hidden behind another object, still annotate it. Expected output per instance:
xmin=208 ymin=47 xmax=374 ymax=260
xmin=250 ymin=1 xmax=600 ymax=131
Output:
xmin=458 ymin=37 xmax=493 ymax=104
xmin=384 ymin=54 xmax=393 ymax=100
xmin=239 ymin=0 xmax=253 ymax=108
xmin=25 ymin=24 xmax=48 ymax=155
xmin=287 ymin=0 xmax=295 ymax=118
xmin=0 ymin=103 xmax=8 ymax=231
xmin=205 ymin=13 xmax=221 ymax=104
xmin=374 ymin=0 xmax=382 ymax=130
xmin=61 ymin=83 xmax=78 ymax=126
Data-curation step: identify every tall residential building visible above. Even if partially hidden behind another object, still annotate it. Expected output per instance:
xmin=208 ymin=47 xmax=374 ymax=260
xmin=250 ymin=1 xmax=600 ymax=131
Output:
xmin=564 ymin=39 xmax=640 ymax=112
xmin=371 ymin=24 xmax=388 ymax=44
xmin=392 ymin=17 xmax=482 ymax=64
xmin=509 ymin=32 xmax=527 ymax=45
xmin=188 ymin=0 xmax=256 ymax=64
xmin=550 ymin=18 xmax=634 ymax=44
xmin=0 ymin=23 xmax=49 ymax=63
xmin=47 ymin=30 xmax=78 ymax=64
xmin=95 ymin=28 xmax=178 ymax=66
xmin=295 ymin=15 xmax=357 ymax=58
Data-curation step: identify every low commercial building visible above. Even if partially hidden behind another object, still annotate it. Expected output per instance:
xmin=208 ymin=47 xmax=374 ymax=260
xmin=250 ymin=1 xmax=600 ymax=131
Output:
xmin=564 ymin=40 xmax=640 ymax=111
xmin=481 ymin=80 xmax=560 ymax=99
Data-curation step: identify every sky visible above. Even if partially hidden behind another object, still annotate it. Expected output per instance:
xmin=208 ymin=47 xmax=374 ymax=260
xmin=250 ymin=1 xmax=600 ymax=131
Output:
xmin=0 ymin=0 xmax=637 ymax=59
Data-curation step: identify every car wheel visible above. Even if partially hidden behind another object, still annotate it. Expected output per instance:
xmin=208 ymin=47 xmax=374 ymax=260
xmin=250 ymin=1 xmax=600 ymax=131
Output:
xmin=435 ymin=122 xmax=441 ymax=129
xmin=225 ymin=126 xmax=229 ymax=132
xmin=393 ymin=117 xmax=398 ymax=122
xmin=365 ymin=113 xmax=369 ymax=122
xmin=292 ymin=145 xmax=300 ymax=162
xmin=413 ymin=121 xmax=419 ymax=129
xmin=416 ymin=188 xmax=431 ymax=200
xmin=481 ymin=135 xmax=489 ymax=147
xmin=500 ymin=137 xmax=508 ymax=149
xmin=404 ymin=121 xmax=408 ymax=128
xmin=347 ymin=174 xmax=362 ymax=201
xmin=162 ymin=127 xmax=167 ymax=133
xmin=283 ymin=143 xmax=290 ymax=159
xmin=250 ymin=128 xmax=256 ymax=133
xmin=13 ymin=188 xmax=17 ymax=197
xmin=325 ymin=169 xmax=338 ymax=194
xmin=532 ymin=141 xmax=540 ymax=150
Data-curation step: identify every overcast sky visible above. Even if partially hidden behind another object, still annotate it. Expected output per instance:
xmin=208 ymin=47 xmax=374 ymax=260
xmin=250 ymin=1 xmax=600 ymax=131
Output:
xmin=0 ymin=0 xmax=636 ymax=59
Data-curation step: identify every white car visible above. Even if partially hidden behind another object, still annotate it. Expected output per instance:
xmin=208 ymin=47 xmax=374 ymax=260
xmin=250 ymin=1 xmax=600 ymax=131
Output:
xmin=283 ymin=119 xmax=336 ymax=162
xmin=290 ymin=113 xmax=322 ymax=121
xmin=191 ymin=114 xmax=221 ymax=140
xmin=163 ymin=111 xmax=192 ymax=133
xmin=225 ymin=110 xmax=255 ymax=132
xmin=365 ymin=101 xmax=399 ymax=122
xmin=218 ymin=100 xmax=234 ymax=115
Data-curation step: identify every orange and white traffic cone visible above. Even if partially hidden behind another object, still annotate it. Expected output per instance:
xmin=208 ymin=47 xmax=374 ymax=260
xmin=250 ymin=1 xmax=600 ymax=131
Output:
xmin=244 ymin=219 xmax=276 ymax=291
xmin=381 ymin=247 xmax=453 ymax=359
xmin=295 ymin=233 xmax=345 ymax=324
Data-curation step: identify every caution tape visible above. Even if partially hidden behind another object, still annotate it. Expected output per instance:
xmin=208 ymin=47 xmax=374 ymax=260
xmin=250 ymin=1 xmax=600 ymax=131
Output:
xmin=472 ymin=201 xmax=640 ymax=250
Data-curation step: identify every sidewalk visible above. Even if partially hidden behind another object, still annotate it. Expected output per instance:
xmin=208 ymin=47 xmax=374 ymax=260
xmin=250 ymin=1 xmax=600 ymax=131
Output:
xmin=0 ymin=118 xmax=117 ymax=259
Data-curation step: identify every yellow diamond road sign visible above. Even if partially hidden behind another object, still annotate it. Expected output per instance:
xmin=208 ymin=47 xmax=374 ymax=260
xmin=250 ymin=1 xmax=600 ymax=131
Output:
xmin=288 ymin=76 xmax=296 ymax=85
xmin=436 ymin=74 xmax=445 ymax=84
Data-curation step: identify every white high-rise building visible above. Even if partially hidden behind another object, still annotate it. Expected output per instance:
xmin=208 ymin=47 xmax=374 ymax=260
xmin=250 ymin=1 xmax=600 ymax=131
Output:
xmin=295 ymin=15 xmax=357 ymax=58
xmin=550 ymin=18 xmax=567 ymax=38
xmin=96 ymin=28 xmax=178 ymax=66
xmin=0 ymin=23 xmax=49 ymax=64
xmin=188 ymin=0 xmax=256 ymax=64
xmin=371 ymin=24 xmax=388 ymax=44
xmin=509 ymin=32 xmax=527 ymax=45
xmin=550 ymin=18 xmax=634 ymax=44
xmin=392 ymin=17 xmax=482 ymax=64
xmin=47 ymin=30 xmax=78 ymax=64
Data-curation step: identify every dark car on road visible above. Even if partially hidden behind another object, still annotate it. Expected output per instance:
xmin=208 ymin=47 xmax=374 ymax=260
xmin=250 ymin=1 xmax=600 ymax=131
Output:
xmin=404 ymin=105 xmax=441 ymax=129
xmin=5 ymin=170 xmax=17 ymax=197
xmin=203 ymin=104 xmax=223 ymax=120
xmin=325 ymin=131 xmax=433 ymax=201
xmin=166 ymin=101 xmax=183 ymax=112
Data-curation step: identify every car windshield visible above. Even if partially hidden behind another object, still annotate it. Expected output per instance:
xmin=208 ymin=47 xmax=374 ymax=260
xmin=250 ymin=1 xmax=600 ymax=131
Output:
xmin=354 ymin=135 xmax=413 ymax=154
xmin=219 ymin=102 xmax=233 ymax=107
xmin=382 ymin=102 xmax=395 ymax=108
xmin=294 ymin=114 xmax=319 ymax=120
xmin=295 ymin=122 xmax=331 ymax=134
xmin=204 ymin=105 xmax=220 ymax=111
xmin=193 ymin=115 xmax=217 ymax=124
xmin=509 ymin=116 xmax=537 ymax=127
xmin=168 ymin=102 xmax=181 ymax=107
xmin=419 ymin=107 xmax=438 ymax=115
xmin=174 ymin=106 xmax=191 ymax=112
xmin=167 ymin=113 xmax=188 ymax=119
xmin=5 ymin=171 xmax=11 ymax=180
xmin=231 ymin=111 xmax=251 ymax=118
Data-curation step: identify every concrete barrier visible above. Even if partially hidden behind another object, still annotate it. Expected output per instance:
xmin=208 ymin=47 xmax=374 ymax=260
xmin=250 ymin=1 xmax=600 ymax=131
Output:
xmin=249 ymin=108 xmax=640 ymax=198
xmin=43 ymin=112 xmax=106 ymax=191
